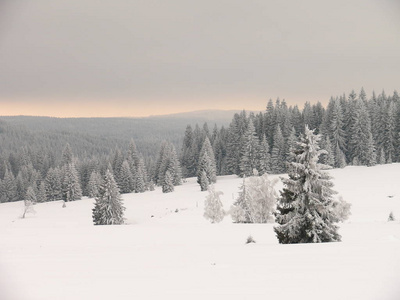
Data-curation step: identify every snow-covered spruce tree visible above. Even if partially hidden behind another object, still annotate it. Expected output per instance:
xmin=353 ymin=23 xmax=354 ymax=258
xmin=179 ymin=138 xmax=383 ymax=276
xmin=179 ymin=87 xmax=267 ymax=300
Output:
xmin=92 ymin=169 xmax=125 ymax=225
xmin=378 ymin=148 xmax=386 ymax=165
xmin=239 ymin=119 xmax=260 ymax=177
xmin=180 ymin=125 xmax=196 ymax=178
xmin=197 ymin=136 xmax=217 ymax=184
xmin=87 ymin=170 xmax=102 ymax=198
xmin=319 ymin=135 xmax=335 ymax=168
xmin=37 ymin=182 xmax=47 ymax=203
xmin=199 ymin=170 xmax=209 ymax=192
xmin=45 ymin=167 xmax=62 ymax=201
xmin=25 ymin=186 xmax=37 ymax=204
xmin=204 ymin=185 xmax=224 ymax=223
xmin=156 ymin=142 xmax=182 ymax=187
xmin=118 ymin=160 xmax=133 ymax=194
xmin=1 ymin=168 xmax=17 ymax=203
xmin=348 ymin=99 xmax=376 ymax=166
xmin=61 ymin=143 xmax=73 ymax=166
xmin=167 ymin=147 xmax=182 ymax=186
xmin=257 ymin=134 xmax=271 ymax=175
xmin=231 ymin=172 xmax=278 ymax=223
xmin=162 ymin=170 xmax=174 ymax=193
xmin=62 ymin=163 xmax=82 ymax=202
xmin=327 ymin=98 xmax=347 ymax=168
xmin=274 ymin=126 xmax=342 ymax=244
xmin=231 ymin=177 xmax=250 ymax=223
xmin=270 ymin=125 xmax=286 ymax=174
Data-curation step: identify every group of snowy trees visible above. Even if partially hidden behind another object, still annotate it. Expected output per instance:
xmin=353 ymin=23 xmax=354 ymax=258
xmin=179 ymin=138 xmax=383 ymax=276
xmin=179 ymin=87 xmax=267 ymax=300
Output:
xmin=1 ymin=88 xmax=399 ymax=203
xmin=231 ymin=172 xmax=278 ymax=224
xmin=204 ymin=126 xmax=351 ymax=244
xmin=0 ymin=132 xmax=186 ymax=203
xmin=180 ymin=89 xmax=400 ymax=178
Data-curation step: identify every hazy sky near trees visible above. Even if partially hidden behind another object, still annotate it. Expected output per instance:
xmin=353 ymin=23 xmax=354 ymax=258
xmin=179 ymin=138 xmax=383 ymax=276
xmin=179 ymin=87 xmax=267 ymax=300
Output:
xmin=0 ymin=0 xmax=399 ymax=117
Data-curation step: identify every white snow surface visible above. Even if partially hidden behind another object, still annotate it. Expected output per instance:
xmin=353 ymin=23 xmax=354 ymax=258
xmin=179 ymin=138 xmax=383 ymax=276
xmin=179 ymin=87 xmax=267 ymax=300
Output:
xmin=1 ymin=164 xmax=399 ymax=300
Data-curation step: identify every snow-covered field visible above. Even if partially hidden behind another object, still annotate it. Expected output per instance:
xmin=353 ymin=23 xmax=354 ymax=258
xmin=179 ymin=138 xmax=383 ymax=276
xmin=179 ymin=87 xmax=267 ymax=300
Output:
xmin=1 ymin=164 xmax=399 ymax=300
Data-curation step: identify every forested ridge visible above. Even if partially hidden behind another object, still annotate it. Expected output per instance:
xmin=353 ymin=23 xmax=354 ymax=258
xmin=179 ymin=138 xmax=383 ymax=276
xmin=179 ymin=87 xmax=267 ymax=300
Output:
xmin=180 ymin=89 xmax=400 ymax=179
xmin=1 ymin=89 xmax=399 ymax=203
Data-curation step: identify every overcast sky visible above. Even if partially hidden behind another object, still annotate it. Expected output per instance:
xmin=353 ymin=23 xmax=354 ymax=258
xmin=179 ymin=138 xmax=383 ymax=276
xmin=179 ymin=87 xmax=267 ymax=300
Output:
xmin=0 ymin=0 xmax=399 ymax=117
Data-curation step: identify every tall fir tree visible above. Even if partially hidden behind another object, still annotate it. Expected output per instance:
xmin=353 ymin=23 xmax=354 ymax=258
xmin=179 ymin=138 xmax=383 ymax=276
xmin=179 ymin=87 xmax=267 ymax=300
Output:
xmin=348 ymin=99 xmax=376 ymax=166
xmin=239 ymin=119 xmax=260 ymax=177
xmin=270 ymin=125 xmax=286 ymax=174
xmin=274 ymin=126 xmax=342 ymax=244
xmin=257 ymin=134 xmax=271 ymax=175
xmin=327 ymin=98 xmax=347 ymax=168
xmin=37 ymin=181 xmax=47 ymax=203
xmin=118 ymin=160 xmax=133 ymax=194
xmin=87 ymin=170 xmax=102 ymax=198
xmin=45 ymin=167 xmax=62 ymax=201
xmin=162 ymin=170 xmax=174 ymax=193
xmin=180 ymin=125 xmax=195 ymax=178
xmin=197 ymin=137 xmax=217 ymax=185
xmin=0 ymin=168 xmax=17 ymax=202
xmin=62 ymin=163 xmax=82 ymax=201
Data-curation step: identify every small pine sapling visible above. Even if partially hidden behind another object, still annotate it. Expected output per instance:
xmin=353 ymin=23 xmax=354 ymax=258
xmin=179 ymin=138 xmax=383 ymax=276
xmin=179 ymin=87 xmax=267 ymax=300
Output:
xmin=203 ymin=185 xmax=224 ymax=223
xmin=331 ymin=196 xmax=352 ymax=222
xmin=388 ymin=211 xmax=395 ymax=221
xmin=246 ymin=235 xmax=256 ymax=244
xmin=22 ymin=199 xmax=36 ymax=219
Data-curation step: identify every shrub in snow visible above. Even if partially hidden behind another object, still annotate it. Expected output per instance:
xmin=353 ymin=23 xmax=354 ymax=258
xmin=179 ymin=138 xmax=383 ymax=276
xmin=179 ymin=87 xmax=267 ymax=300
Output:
xmin=231 ymin=173 xmax=278 ymax=223
xmin=388 ymin=211 xmax=395 ymax=221
xmin=246 ymin=235 xmax=256 ymax=244
xmin=331 ymin=196 xmax=352 ymax=222
xmin=203 ymin=185 xmax=224 ymax=223
xmin=22 ymin=199 xmax=36 ymax=219
xmin=92 ymin=169 xmax=125 ymax=225
xmin=274 ymin=126 xmax=343 ymax=244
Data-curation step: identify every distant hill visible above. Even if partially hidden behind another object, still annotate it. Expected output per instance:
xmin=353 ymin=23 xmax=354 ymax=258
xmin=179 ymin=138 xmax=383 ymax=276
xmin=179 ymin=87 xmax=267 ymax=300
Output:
xmin=0 ymin=110 xmax=243 ymax=159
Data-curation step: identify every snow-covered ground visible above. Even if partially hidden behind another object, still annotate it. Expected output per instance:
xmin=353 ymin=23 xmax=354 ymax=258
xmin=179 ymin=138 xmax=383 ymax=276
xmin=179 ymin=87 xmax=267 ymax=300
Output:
xmin=1 ymin=164 xmax=399 ymax=300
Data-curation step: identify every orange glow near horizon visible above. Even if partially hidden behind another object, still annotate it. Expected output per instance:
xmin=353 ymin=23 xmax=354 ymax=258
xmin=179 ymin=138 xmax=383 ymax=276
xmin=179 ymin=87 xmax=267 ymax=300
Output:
xmin=0 ymin=95 xmax=329 ymax=118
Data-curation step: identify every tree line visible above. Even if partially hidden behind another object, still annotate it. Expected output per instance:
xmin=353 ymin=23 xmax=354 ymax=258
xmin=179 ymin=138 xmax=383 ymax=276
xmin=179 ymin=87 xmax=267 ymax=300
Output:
xmin=180 ymin=89 xmax=400 ymax=179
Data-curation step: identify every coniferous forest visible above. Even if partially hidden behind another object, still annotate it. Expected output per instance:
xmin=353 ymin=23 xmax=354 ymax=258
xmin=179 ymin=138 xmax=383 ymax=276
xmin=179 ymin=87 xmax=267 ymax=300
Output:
xmin=1 ymin=88 xmax=399 ymax=203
